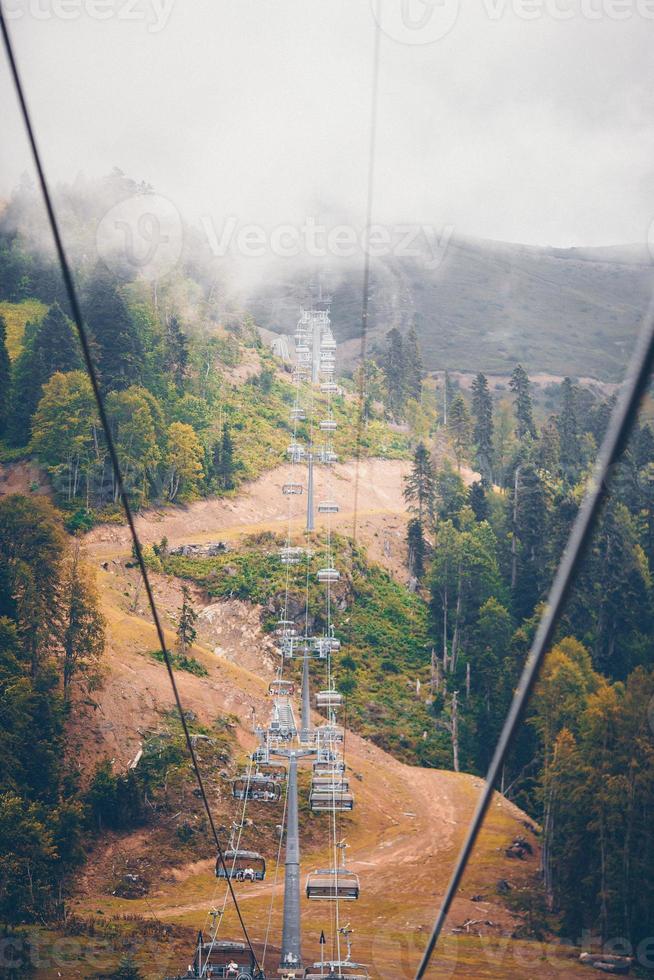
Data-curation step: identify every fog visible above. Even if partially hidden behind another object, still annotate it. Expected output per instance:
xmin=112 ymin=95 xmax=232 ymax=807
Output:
xmin=2 ymin=0 xmax=654 ymax=249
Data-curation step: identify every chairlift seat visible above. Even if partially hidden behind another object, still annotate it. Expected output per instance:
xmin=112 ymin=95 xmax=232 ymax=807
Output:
xmin=306 ymin=868 xmax=359 ymax=900
xmin=310 ymin=789 xmax=354 ymax=812
xmin=216 ymin=850 xmax=265 ymax=881
xmin=317 ymin=567 xmax=340 ymax=583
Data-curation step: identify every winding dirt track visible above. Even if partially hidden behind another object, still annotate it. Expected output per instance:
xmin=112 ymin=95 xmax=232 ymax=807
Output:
xmin=73 ymin=460 xmax=589 ymax=979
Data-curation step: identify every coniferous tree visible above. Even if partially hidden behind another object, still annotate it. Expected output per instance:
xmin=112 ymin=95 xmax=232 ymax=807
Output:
xmin=61 ymin=542 xmax=105 ymax=700
xmin=447 ymin=393 xmax=471 ymax=470
xmin=212 ymin=423 xmax=236 ymax=491
xmin=471 ymin=372 xmax=494 ymax=484
xmin=404 ymin=323 xmax=423 ymax=402
xmin=406 ymin=517 xmax=425 ymax=580
xmin=177 ymin=585 xmax=198 ymax=655
xmin=403 ymin=442 xmax=435 ymax=525
xmin=7 ymin=303 xmax=82 ymax=445
xmin=0 ymin=315 xmax=10 ymax=437
xmin=511 ymin=463 xmax=547 ymax=619
xmin=381 ymin=328 xmax=406 ymax=418
xmin=468 ymin=480 xmax=488 ymax=522
xmin=509 ymin=364 xmax=536 ymax=440
xmin=84 ymin=268 xmax=143 ymax=392
xmin=163 ymin=313 xmax=189 ymax=393
xmin=557 ymin=377 xmax=580 ymax=481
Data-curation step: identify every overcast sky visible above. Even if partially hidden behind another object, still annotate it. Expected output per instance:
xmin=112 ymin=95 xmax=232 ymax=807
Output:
xmin=2 ymin=0 xmax=654 ymax=248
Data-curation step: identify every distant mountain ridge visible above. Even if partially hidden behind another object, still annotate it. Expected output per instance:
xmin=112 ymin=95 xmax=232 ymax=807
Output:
xmin=248 ymin=236 xmax=654 ymax=381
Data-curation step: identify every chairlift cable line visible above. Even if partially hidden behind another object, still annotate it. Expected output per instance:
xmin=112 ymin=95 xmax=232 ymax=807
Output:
xmin=200 ymin=755 xmax=256 ymax=975
xmin=352 ymin=0 xmax=382 ymax=545
xmin=261 ymin=775 xmax=289 ymax=969
xmin=0 ymin=11 xmax=262 ymax=973
xmin=414 ymin=300 xmax=654 ymax=979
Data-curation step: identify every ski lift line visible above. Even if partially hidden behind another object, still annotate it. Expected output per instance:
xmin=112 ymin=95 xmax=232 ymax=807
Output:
xmin=0 ymin=14 xmax=263 ymax=974
xmin=201 ymin=757 xmax=256 ymax=975
xmin=261 ymin=773 xmax=289 ymax=969
xmin=414 ymin=308 xmax=654 ymax=979
xmin=352 ymin=0 xmax=382 ymax=546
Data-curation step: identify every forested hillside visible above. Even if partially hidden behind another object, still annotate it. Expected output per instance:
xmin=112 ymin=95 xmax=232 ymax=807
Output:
xmin=2 ymin=171 xmax=654 ymax=974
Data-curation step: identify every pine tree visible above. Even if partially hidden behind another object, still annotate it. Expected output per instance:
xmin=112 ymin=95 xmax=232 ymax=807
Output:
xmin=468 ymin=480 xmax=488 ymax=522
xmin=177 ymin=585 xmax=197 ymax=655
xmin=406 ymin=517 xmax=425 ymax=579
xmin=509 ymin=364 xmax=536 ymax=440
xmin=0 ymin=315 xmax=10 ymax=437
xmin=537 ymin=417 xmax=561 ymax=475
xmin=471 ymin=372 xmax=494 ymax=484
xmin=403 ymin=442 xmax=435 ymax=525
xmin=84 ymin=267 xmax=143 ymax=393
xmin=163 ymin=313 xmax=189 ymax=393
xmin=212 ymin=423 xmax=236 ymax=491
xmin=447 ymin=393 xmax=471 ymax=470
xmin=404 ymin=323 xmax=423 ymax=402
xmin=7 ymin=303 xmax=82 ymax=445
xmin=557 ymin=377 xmax=580 ymax=481
xmin=111 ymin=954 xmax=145 ymax=980
xmin=381 ymin=328 xmax=406 ymax=418
xmin=511 ymin=463 xmax=547 ymax=619
xmin=61 ymin=542 xmax=105 ymax=700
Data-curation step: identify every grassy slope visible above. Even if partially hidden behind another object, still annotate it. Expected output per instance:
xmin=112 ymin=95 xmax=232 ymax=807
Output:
xmin=162 ymin=538 xmax=456 ymax=770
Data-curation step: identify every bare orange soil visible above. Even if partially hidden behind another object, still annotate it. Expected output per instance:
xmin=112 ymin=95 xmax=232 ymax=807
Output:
xmin=64 ymin=461 xmax=588 ymax=979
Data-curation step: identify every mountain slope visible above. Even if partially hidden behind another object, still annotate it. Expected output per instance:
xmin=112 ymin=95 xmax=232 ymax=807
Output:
xmin=248 ymin=238 xmax=653 ymax=380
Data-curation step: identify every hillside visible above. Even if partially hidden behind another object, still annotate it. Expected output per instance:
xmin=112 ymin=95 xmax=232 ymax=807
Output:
xmin=246 ymin=237 xmax=653 ymax=381
xmin=58 ymin=462 xmax=590 ymax=980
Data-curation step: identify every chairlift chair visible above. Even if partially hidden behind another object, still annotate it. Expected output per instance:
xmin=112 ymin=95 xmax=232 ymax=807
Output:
xmin=319 ymin=419 xmax=338 ymax=432
xmin=306 ymin=868 xmax=360 ymax=900
xmin=316 ymin=689 xmax=343 ymax=710
xmin=313 ymin=755 xmax=345 ymax=774
xmin=317 ymin=722 xmax=345 ymax=743
xmin=317 ymin=567 xmax=340 ymax=583
xmin=268 ymin=679 xmax=295 ymax=697
xmin=312 ymin=636 xmax=341 ymax=655
xmin=280 ymin=546 xmax=304 ymax=565
xmin=188 ymin=938 xmax=259 ymax=979
xmin=310 ymin=788 xmax=354 ymax=812
xmin=320 ymin=382 xmax=339 ymax=394
xmin=318 ymin=500 xmax=339 ymax=514
xmin=231 ymin=774 xmax=282 ymax=802
xmin=311 ymin=774 xmax=350 ymax=793
xmin=289 ymin=407 xmax=306 ymax=422
xmin=216 ymin=849 xmax=266 ymax=882
xmin=286 ymin=443 xmax=305 ymax=462
xmin=282 ymin=482 xmax=304 ymax=495
xmin=274 ymin=618 xmax=297 ymax=635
